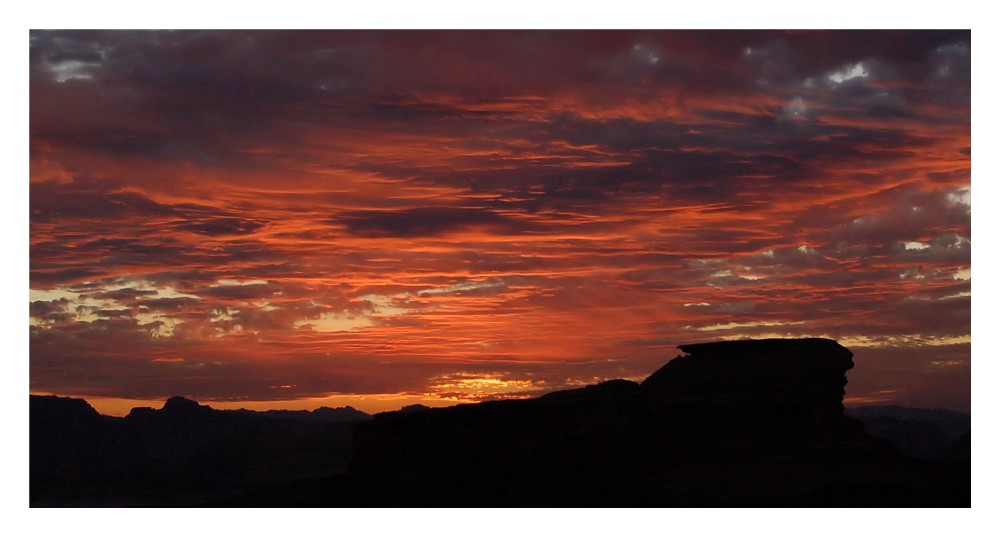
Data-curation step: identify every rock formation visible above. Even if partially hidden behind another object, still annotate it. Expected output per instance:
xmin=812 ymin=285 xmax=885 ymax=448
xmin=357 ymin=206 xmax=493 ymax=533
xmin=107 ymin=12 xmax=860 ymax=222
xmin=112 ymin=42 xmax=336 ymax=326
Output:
xmin=641 ymin=338 xmax=857 ymax=439
xmin=644 ymin=338 xmax=853 ymax=413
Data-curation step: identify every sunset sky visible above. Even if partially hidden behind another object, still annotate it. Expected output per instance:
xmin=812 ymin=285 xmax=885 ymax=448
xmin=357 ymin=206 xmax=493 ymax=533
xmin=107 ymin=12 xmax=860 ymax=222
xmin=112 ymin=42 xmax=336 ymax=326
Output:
xmin=28 ymin=30 xmax=971 ymax=415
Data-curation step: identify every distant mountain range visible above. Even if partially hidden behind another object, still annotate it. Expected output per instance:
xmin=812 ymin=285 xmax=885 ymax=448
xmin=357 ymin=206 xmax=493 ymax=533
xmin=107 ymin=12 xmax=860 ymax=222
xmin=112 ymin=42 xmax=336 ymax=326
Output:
xmin=30 ymin=338 xmax=970 ymax=507
xmin=846 ymin=405 xmax=970 ymax=462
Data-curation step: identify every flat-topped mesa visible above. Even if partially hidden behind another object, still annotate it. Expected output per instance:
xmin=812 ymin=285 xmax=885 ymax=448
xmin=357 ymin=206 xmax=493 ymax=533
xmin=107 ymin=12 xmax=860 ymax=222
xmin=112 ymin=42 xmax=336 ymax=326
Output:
xmin=30 ymin=395 xmax=101 ymax=421
xmin=641 ymin=338 xmax=854 ymax=429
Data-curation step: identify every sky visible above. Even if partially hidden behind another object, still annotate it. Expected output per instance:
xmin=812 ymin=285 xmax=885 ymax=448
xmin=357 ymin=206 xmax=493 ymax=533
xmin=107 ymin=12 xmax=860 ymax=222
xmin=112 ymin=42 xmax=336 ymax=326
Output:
xmin=28 ymin=30 xmax=971 ymax=415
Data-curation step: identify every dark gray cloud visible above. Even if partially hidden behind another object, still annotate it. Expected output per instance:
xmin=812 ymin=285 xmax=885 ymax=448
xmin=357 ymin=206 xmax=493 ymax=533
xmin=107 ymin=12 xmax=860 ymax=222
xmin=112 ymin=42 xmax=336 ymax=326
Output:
xmin=338 ymin=206 xmax=532 ymax=238
xmin=175 ymin=217 xmax=265 ymax=236
xmin=30 ymin=177 xmax=174 ymax=222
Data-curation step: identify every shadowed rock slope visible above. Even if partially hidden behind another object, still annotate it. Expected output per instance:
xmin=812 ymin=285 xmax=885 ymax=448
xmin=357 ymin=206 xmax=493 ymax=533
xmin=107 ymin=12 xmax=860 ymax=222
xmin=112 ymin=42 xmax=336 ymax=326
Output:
xmin=330 ymin=338 xmax=967 ymax=507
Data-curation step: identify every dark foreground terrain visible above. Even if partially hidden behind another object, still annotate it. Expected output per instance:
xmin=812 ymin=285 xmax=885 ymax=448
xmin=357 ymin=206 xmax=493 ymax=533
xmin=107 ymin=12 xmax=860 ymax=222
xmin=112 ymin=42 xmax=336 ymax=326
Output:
xmin=30 ymin=338 xmax=970 ymax=507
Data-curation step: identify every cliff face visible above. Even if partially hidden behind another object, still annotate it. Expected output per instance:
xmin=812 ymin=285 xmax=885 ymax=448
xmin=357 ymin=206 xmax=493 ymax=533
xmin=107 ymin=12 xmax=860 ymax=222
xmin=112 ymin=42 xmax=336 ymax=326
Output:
xmin=641 ymin=338 xmax=855 ymax=436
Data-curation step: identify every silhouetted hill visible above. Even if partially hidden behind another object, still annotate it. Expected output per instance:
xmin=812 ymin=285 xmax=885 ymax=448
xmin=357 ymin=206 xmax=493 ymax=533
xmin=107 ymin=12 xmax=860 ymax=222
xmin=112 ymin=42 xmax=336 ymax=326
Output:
xmin=397 ymin=404 xmax=432 ymax=414
xmin=31 ymin=394 xmax=102 ymax=422
xmin=31 ymin=338 xmax=970 ymax=507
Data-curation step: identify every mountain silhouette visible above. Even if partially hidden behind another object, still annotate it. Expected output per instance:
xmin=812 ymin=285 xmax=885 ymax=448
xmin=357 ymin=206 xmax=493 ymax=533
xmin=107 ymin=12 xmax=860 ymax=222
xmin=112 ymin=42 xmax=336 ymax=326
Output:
xmin=30 ymin=395 xmax=371 ymax=506
xmin=30 ymin=338 xmax=970 ymax=507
